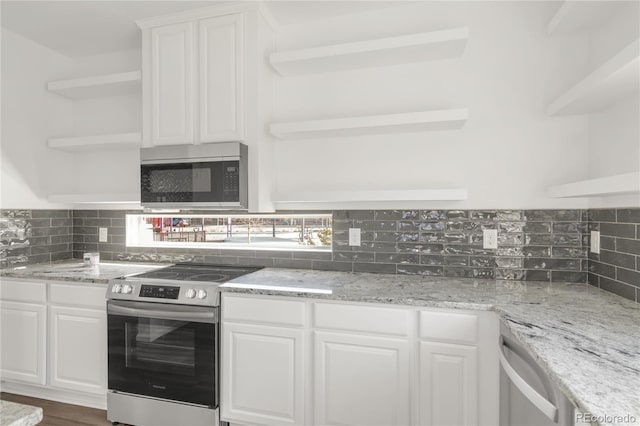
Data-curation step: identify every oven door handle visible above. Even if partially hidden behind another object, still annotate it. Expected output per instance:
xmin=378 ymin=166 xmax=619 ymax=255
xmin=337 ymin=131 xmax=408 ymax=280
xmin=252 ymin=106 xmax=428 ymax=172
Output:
xmin=107 ymin=300 xmax=218 ymax=324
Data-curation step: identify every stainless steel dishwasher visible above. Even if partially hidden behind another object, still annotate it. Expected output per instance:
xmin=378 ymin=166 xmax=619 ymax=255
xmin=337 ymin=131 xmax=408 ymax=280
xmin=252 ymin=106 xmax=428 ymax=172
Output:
xmin=499 ymin=323 xmax=576 ymax=426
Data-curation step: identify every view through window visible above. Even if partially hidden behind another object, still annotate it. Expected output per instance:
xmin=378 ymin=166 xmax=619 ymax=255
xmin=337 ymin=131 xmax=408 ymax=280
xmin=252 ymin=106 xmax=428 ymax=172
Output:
xmin=126 ymin=214 xmax=332 ymax=251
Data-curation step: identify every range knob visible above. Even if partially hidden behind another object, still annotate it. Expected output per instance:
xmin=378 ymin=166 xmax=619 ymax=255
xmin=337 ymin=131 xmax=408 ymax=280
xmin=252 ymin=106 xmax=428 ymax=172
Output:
xmin=185 ymin=288 xmax=197 ymax=299
xmin=197 ymin=289 xmax=207 ymax=300
xmin=112 ymin=284 xmax=122 ymax=294
xmin=122 ymin=284 xmax=133 ymax=294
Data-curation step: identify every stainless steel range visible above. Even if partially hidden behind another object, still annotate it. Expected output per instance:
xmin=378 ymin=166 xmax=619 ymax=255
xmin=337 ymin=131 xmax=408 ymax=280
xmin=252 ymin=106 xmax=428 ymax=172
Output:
xmin=106 ymin=263 xmax=261 ymax=426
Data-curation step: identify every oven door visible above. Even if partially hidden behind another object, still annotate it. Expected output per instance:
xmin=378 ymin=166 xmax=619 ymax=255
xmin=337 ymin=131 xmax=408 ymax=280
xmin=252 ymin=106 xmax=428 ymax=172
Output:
xmin=140 ymin=160 xmax=242 ymax=207
xmin=107 ymin=300 xmax=218 ymax=408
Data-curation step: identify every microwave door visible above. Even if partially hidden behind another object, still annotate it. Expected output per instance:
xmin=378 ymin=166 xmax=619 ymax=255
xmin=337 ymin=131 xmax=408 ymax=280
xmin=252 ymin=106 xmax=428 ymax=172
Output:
xmin=141 ymin=162 xmax=198 ymax=204
xmin=140 ymin=161 xmax=239 ymax=206
xmin=192 ymin=163 xmax=223 ymax=203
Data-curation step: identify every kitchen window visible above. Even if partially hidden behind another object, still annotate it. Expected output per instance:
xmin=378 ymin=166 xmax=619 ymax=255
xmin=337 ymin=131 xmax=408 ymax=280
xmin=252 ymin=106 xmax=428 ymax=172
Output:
xmin=126 ymin=214 xmax=332 ymax=251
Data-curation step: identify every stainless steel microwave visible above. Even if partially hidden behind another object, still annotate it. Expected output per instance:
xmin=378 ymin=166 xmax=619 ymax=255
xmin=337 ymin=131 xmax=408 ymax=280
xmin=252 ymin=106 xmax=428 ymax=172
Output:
xmin=140 ymin=143 xmax=248 ymax=209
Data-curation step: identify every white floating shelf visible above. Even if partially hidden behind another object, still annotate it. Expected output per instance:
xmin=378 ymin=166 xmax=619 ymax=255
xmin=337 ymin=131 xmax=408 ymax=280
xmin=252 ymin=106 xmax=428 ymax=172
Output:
xmin=273 ymin=189 xmax=468 ymax=203
xmin=547 ymin=1 xmax=620 ymax=35
xmin=47 ymin=132 xmax=142 ymax=152
xmin=270 ymin=109 xmax=468 ymax=140
xmin=548 ymin=39 xmax=640 ymax=116
xmin=48 ymin=193 xmax=140 ymax=204
xmin=270 ymin=27 xmax=469 ymax=76
xmin=47 ymin=70 xmax=142 ymax=99
xmin=548 ymin=172 xmax=640 ymax=198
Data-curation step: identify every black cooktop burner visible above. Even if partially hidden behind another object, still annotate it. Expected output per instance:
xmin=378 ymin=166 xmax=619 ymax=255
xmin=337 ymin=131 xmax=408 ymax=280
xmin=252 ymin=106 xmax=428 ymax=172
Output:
xmin=131 ymin=263 xmax=262 ymax=283
xmin=185 ymin=274 xmax=227 ymax=282
xmin=136 ymin=271 xmax=182 ymax=280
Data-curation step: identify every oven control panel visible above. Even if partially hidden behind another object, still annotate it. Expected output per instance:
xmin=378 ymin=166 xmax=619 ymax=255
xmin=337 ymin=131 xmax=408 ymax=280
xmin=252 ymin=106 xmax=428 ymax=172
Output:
xmin=139 ymin=285 xmax=180 ymax=299
xmin=107 ymin=279 xmax=221 ymax=306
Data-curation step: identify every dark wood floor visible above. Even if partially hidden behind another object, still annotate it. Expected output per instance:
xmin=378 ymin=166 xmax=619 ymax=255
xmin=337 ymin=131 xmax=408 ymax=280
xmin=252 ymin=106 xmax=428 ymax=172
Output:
xmin=1 ymin=393 xmax=113 ymax=426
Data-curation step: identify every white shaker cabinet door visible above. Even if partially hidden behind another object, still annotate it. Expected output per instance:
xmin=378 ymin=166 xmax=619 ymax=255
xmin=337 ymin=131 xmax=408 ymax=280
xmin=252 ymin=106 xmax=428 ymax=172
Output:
xmin=418 ymin=341 xmax=479 ymax=426
xmin=199 ymin=13 xmax=245 ymax=143
xmin=150 ymin=22 xmax=195 ymax=145
xmin=221 ymin=322 xmax=304 ymax=426
xmin=314 ymin=331 xmax=411 ymax=426
xmin=48 ymin=306 xmax=107 ymax=394
xmin=0 ymin=301 xmax=47 ymax=385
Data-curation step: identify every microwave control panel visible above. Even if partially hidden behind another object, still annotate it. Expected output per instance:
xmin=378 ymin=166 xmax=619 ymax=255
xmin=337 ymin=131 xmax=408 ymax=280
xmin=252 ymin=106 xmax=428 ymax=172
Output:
xmin=223 ymin=162 xmax=240 ymax=200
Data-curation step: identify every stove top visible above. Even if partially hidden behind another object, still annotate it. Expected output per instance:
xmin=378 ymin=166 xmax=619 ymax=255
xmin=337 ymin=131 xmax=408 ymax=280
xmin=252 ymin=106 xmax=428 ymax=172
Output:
xmin=107 ymin=263 xmax=263 ymax=306
xmin=131 ymin=263 xmax=262 ymax=283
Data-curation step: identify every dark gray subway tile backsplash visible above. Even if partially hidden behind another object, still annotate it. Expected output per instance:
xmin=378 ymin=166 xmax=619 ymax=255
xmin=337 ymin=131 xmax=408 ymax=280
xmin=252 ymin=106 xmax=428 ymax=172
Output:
xmin=332 ymin=209 xmax=591 ymax=284
xmin=1 ymin=207 xmax=638 ymax=303
xmin=1 ymin=209 xmax=73 ymax=267
xmin=588 ymin=208 xmax=640 ymax=303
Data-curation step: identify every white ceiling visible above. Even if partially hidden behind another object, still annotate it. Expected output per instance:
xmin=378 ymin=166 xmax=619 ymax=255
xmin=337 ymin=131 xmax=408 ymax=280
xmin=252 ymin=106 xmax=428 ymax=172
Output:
xmin=264 ymin=1 xmax=408 ymax=27
xmin=1 ymin=1 xmax=218 ymax=57
xmin=1 ymin=0 xmax=402 ymax=58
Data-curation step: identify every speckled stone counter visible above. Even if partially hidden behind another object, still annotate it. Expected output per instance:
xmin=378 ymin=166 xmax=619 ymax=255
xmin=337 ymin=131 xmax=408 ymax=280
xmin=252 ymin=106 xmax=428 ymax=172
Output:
xmin=0 ymin=260 xmax=167 ymax=284
xmin=2 ymin=262 xmax=637 ymax=425
xmin=0 ymin=400 xmax=43 ymax=426
xmin=222 ymin=268 xmax=640 ymax=426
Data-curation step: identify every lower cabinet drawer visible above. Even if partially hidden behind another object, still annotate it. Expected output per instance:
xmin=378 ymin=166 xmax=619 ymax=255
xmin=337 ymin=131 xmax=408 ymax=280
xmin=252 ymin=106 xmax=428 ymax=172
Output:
xmin=313 ymin=302 xmax=410 ymax=336
xmin=419 ymin=310 xmax=478 ymax=345
xmin=49 ymin=283 xmax=106 ymax=309
xmin=0 ymin=279 xmax=46 ymax=303
xmin=222 ymin=294 xmax=306 ymax=327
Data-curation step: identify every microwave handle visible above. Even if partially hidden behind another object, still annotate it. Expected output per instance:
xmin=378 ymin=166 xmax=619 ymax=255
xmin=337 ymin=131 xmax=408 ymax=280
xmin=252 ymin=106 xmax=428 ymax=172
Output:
xmin=107 ymin=300 xmax=218 ymax=324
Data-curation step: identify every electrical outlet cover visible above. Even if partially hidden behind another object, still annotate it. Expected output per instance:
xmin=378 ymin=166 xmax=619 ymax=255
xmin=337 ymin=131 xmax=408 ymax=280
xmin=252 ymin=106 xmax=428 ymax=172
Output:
xmin=590 ymin=230 xmax=600 ymax=254
xmin=349 ymin=228 xmax=361 ymax=246
xmin=99 ymin=227 xmax=108 ymax=243
xmin=483 ymin=229 xmax=498 ymax=249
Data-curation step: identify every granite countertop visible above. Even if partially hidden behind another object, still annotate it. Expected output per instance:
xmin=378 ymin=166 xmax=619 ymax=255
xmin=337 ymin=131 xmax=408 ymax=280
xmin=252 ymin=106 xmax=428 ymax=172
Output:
xmin=222 ymin=268 xmax=640 ymax=426
xmin=0 ymin=400 xmax=43 ymax=426
xmin=2 ymin=262 xmax=638 ymax=425
xmin=0 ymin=260 xmax=167 ymax=284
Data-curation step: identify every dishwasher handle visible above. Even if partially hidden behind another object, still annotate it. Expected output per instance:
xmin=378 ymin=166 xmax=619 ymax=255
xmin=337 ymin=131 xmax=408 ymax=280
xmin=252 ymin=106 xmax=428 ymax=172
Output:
xmin=499 ymin=336 xmax=558 ymax=422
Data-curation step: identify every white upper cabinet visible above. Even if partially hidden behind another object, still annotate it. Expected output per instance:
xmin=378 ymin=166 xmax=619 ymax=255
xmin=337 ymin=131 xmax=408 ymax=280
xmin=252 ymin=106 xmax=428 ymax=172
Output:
xmin=199 ymin=14 xmax=245 ymax=143
xmin=137 ymin=4 xmax=276 ymax=211
xmin=142 ymin=12 xmax=246 ymax=146
xmin=150 ymin=22 xmax=195 ymax=145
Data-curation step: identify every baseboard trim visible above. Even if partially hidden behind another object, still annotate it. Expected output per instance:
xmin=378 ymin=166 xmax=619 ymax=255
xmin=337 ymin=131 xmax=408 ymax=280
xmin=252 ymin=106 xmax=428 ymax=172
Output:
xmin=0 ymin=381 xmax=107 ymax=410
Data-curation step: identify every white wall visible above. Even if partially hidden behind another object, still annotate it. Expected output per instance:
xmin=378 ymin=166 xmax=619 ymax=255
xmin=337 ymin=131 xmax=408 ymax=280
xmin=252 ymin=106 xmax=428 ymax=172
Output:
xmin=3 ymin=2 xmax=637 ymax=211
xmin=271 ymin=1 xmax=592 ymax=210
xmin=64 ymin=49 xmax=142 ymax=201
xmin=1 ymin=29 xmax=143 ymax=209
xmin=586 ymin=1 xmax=640 ymax=208
xmin=0 ymin=28 xmax=76 ymax=209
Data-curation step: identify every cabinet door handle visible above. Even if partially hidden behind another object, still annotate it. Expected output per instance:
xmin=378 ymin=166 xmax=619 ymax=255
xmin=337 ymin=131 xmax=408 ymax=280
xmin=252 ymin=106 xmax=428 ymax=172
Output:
xmin=499 ymin=337 xmax=558 ymax=422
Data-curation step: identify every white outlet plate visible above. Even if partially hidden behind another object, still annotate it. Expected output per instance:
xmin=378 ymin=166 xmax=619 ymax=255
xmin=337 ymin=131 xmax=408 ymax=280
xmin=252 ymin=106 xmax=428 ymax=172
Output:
xmin=483 ymin=229 xmax=498 ymax=249
xmin=590 ymin=230 xmax=600 ymax=254
xmin=99 ymin=227 xmax=108 ymax=243
xmin=348 ymin=228 xmax=361 ymax=246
